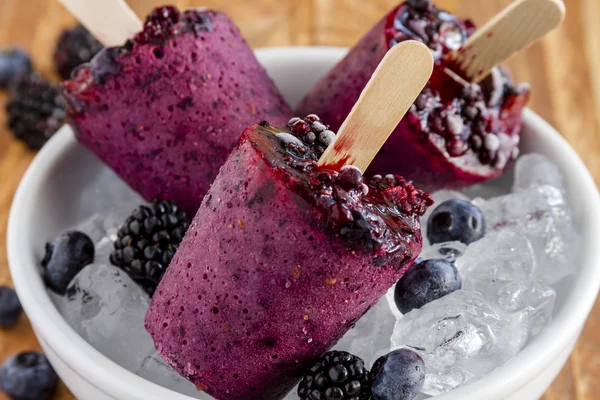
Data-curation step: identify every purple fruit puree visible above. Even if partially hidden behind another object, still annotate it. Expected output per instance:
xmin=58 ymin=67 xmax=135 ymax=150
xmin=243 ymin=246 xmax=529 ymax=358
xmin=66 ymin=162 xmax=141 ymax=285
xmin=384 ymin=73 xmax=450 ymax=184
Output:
xmin=296 ymin=1 xmax=530 ymax=190
xmin=145 ymin=118 xmax=432 ymax=400
xmin=63 ymin=7 xmax=292 ymax=216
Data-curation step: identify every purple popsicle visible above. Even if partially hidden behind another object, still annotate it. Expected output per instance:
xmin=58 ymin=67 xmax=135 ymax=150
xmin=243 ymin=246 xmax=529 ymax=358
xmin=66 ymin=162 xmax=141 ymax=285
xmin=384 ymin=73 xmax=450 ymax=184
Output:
xmin=145 ymin=115 xmax=433 ymax=399
xmin=63 ymin=6 xmax=292 ymax=216
xmin=296 ymin=0 xmax=530 ymax=190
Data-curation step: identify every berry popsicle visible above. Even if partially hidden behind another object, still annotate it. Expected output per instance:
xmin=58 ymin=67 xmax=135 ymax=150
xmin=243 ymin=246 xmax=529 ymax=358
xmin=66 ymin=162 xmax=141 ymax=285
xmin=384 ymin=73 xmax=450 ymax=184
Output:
xmin=145 ymin=115 xmax=433 ymax=399
xmin=145 ymin=40 xmax=433 ymax=400
xmin=63 ymin=6 xmax=292 ymax=215
xmin=296 ymin=0 xmax=530 ymax=190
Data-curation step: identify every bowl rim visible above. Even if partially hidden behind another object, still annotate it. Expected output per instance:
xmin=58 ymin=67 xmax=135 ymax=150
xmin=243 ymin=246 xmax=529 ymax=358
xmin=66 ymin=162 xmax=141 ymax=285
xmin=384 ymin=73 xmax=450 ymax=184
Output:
xmin=7 ymin=46 xmax=600 ymax=400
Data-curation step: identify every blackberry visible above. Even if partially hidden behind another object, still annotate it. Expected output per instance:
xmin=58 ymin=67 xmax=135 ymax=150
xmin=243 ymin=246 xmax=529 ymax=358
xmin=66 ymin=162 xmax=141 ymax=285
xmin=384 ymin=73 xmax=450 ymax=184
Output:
xmin=298 ymin=351 xmax=371 ymax=400
xmin=5 ymin=74 xmax=66 ymax=149
xmin=53 ymin=24 xmax=103 ymax=80
xmin=110 ymin=200 xmax=189 ymax=296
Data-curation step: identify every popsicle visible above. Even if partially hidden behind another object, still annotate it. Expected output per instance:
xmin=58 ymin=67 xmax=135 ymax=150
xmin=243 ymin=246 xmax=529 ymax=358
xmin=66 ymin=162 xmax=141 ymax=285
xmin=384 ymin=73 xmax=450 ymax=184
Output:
xmin=63 ymin=5 xmax=292 ymax=215
xmin=145 ymin=42 xmax=434 ymax=400
xmin=296 ymin=0 xmax=562 ymax=190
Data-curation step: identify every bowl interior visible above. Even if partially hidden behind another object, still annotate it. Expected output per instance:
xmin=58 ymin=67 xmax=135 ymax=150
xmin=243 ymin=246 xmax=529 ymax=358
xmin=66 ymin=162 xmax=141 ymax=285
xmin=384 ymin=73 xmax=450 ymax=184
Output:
xmin=7 ymin=47 xmax=600 ymax=400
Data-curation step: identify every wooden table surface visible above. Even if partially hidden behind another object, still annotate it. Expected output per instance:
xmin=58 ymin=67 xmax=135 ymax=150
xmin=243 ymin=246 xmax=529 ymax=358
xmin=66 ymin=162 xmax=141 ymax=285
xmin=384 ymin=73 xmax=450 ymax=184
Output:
xmin=0 ymin=0 xmax=598 ymax=399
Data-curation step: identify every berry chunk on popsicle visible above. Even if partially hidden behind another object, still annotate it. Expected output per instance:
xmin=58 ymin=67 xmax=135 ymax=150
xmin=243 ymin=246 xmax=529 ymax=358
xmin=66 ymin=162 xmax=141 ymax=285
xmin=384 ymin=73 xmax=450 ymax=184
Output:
xmin=145 ymin=42 xmax=434 ymax=400
xmin=63 ymin=6 xmax=292 ymax=215
xmin=297 ymin=0 xmax=563 ymax=190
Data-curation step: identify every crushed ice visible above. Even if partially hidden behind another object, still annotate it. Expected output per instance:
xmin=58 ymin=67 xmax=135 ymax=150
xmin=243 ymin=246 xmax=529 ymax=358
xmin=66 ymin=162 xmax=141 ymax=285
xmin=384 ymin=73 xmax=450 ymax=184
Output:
xmin=49 ymin=154 xmax=578 ymax=398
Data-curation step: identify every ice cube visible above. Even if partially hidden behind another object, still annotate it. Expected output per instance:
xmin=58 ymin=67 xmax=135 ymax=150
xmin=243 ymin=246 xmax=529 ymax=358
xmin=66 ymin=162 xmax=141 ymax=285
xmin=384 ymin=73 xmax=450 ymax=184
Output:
xmin=333 ymin=288 xmax=398 ymax=367
xmin=390 ymin=290 xmax=525 ymax=396
xmin=526 ymin=280 xmax=557 ymax=336
xmin=472 ymin=185 xmax=579 ymax=284
xmin=51 ymin=264 xmax=154 ymax=373
xmin=512 ymin=213 xmax=579 ymax=284
xmin=420 ymin=241 xmax=468 ymax=263
xmin=137 ymin=353 xmax=209 ymax=398
xmin=513 ymin=153 xmax=565 ymax=193
xmin=284 ymin=386 xmax=300 ymax=400
xmin=456 ymin=229 xmax=556 ymax=338
xmin=77 ymin=166 xmax=144 ymax=216
xmin=75 ymin=206 xmax=136 ymax=265
xmin=457 ymin=230 xmax=537 ymax=312
xmin=472 ymin=185 xmax=566 ymax=228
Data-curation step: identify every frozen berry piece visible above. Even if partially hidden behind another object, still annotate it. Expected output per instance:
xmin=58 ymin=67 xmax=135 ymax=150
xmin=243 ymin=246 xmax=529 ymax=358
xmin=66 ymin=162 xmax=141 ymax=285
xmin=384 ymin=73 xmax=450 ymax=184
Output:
xmin=41 ymin=231 xmax=94 ymax=295
xmin=53 ymin=24 xmax=103 ymax=79
xmin=407 ymin=0 xmax=431 ymax=12
xmin=394 ymin=258 xmax=461 ymax=314
xmin=0 ymin=352 xmax=58 ymax=400
xmin=296 ymin=1 xmax=528 ymax=191
xmin=0 ymin=286 xmax=21 ymax=328
xmin=135 ymin=6 xmax=214 ymax=45
xmin=110 ymin=199 xmax=189 ymax=296
xmin=298 ymin=350 xmax=371 ymax=400
xmin=427 ymin=199 xmax=485 ymax=245
xmin=370 ymin=349 xmax=425 ymax=400
xmin=277 ymin=114 xmax=336 ymax=161
xmin=5 ymin=74 xmax=67 ymax=149
xmin=0 ymin=48 xmax=32 ymax=89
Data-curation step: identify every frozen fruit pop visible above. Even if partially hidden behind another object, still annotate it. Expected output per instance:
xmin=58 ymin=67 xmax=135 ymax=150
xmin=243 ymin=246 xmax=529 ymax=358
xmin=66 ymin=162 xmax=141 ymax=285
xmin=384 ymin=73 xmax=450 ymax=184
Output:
xmin=145 ymin=115 xmax=433 ymax=399
xmin=63 ymin=6 xmax=292 ymax=216
xmin=296 ymin=0 xmax=530 ymax=190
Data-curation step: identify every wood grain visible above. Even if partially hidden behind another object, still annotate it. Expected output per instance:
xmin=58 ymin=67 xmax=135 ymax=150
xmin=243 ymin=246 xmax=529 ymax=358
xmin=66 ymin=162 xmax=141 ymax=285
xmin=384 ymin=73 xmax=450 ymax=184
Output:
xmin=0 ymin=1 xmax=598 ymax=399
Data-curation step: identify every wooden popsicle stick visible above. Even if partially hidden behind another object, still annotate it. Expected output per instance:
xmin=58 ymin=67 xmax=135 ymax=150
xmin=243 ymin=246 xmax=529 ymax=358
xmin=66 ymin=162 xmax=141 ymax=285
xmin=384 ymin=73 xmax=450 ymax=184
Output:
xmin=318 ymin=40 xmax=433 ymax=172
xmin=446 ymin=0 xmax=565 ymax=83
xmin=58 ymin=0 xmax=143 ymax=47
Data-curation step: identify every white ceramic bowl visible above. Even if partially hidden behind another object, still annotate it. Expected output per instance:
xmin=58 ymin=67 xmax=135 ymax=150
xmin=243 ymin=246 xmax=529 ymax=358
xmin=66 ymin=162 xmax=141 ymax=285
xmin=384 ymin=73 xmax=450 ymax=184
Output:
xmin=7 ymin=47 xmax=600 ymax=400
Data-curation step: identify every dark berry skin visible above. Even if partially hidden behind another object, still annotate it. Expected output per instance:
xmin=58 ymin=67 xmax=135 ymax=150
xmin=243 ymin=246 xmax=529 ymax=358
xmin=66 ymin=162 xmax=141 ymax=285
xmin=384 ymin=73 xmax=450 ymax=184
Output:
xmin=0 ymin=286 xmax=22 ymax=328
xmin=407 ymin=0 xmax=431 ymax=12
xmin=41 ymin=231 xmax=94 ymax=295
xmin=298 ymin=351 xmax=371 ymax=400
xmin=0 ymin=48 xmax=32 ymax=89
xmin=0 ymin=352 xmax=58 ymax=400
xmin=53 ymin=25 xmax=103 ymax=79
xmin=394 ymin=259 xmax=461 ymax=314
xmin=427 ymin=199 xmax=485 ymax=245
xmin=110 ymin=200 xmax=188 ymax=296
xmin=371 ymin=349 xmax=425 ymax=400
xmin=5 ymin=74 xmax=67 ymax=150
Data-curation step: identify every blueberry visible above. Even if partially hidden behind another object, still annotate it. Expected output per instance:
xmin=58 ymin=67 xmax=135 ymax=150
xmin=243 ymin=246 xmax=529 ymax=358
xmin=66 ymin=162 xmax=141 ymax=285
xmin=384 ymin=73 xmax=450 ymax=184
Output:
xmin=0 ymin=286 xmax=21 ymax=328
xmin=427 ymin=199 xmax=485 ymax=245
xmin=394 ymin=259 xmax=461 ymax=314
xmin=0 ymin=352 xmax=58 ymax=400
xmin=41 ymin=231 xmax=94 ymax=295
xmin=0 ymin=48 xmax=32 ymax=89
xmin=370 ymin=349 xmax=425 ymax=400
